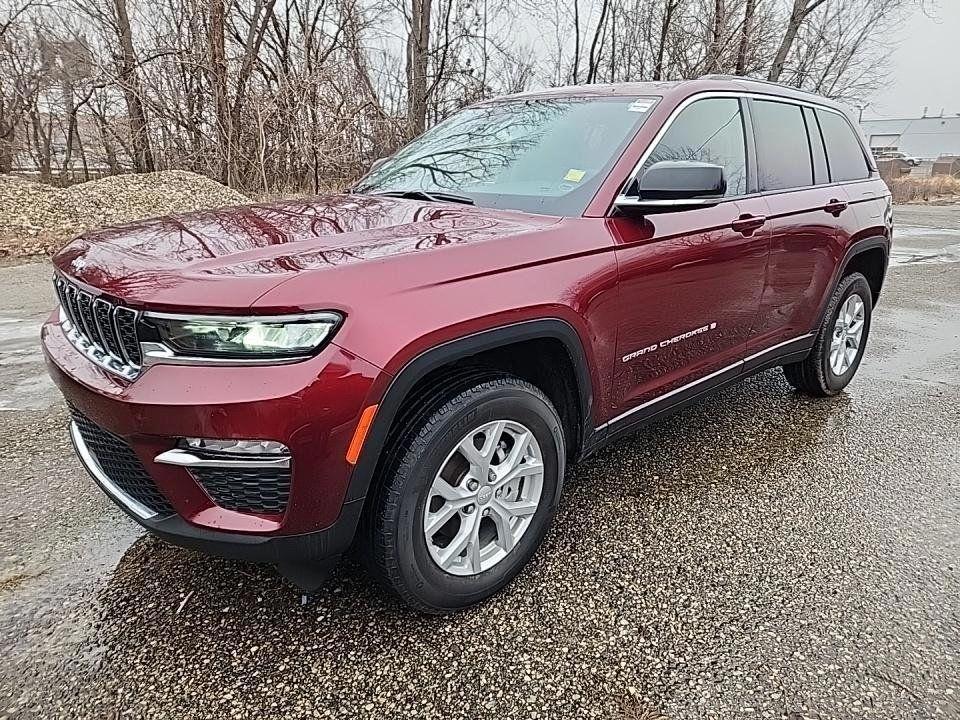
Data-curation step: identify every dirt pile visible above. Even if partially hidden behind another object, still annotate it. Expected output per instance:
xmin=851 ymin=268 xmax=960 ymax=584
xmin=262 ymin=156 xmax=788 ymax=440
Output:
xmin=0 ymin=170 xmax=250 ymax=258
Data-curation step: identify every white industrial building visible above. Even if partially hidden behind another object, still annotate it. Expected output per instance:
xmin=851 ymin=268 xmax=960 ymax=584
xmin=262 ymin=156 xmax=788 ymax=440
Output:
xmin=861 ymin=115 xmax=960 ymax=161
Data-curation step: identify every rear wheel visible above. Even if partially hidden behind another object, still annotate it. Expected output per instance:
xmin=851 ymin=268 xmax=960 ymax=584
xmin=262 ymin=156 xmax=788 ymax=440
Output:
xmin=365 ymin=375 xmax=564 ymax=613
xmin=783 ymin=272 xmax=873 ymax=396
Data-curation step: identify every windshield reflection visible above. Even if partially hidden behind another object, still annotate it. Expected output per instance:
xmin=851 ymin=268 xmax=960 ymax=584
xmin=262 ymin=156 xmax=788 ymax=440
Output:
xmin=356 ymin=96 xmax=658 ymax=216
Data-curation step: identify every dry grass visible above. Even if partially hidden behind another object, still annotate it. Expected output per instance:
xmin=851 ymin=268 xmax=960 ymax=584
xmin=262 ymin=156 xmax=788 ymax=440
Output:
xmin=887 ymin=175 xmax=960 ymax=204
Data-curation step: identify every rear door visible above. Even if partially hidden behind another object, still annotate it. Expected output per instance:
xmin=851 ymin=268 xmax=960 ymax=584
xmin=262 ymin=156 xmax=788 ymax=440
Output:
xmin=609 ymin=96 xmax=769 ymax=425
xmin=747 ymin=99 xmax=860 ymax=355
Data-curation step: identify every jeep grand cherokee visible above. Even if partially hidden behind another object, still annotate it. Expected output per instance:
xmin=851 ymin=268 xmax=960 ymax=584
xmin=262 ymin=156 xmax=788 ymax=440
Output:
xmin=42 ymin=76 xmax=891 ymax=613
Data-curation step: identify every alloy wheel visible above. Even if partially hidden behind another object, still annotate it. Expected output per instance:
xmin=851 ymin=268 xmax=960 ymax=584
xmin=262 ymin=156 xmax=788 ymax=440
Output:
xmin=423 ymin=419 xmax=544 ymax=576
xmin=829 ymin=293 xmax=865 ymax=375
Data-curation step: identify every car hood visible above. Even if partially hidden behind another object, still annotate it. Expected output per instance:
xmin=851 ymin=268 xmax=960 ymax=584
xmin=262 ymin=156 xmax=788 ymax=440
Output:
xmin=52 ymin=194 xmax=560 ymax=311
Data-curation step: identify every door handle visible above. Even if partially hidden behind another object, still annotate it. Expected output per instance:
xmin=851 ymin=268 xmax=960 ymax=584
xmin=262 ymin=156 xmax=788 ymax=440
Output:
xmin=824 ymin=199 xmax=848 ymax=216
xmin=731 ymin=214 xmax=766 ymax=235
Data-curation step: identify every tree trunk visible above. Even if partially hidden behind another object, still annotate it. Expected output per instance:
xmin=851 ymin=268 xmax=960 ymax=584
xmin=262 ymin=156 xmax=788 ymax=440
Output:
xmin=653 ymin=0 xmax=677 ymax=81
xmin=586 ymin=0 xmax=610 ymax=83
xmin=228 ymin=0 xmax=278 ymax=187
xmin=208 ymin=0 xmax=231 ymax=184
xmin=768 ymin=0 xmax=828 ymax=82
xmin=94 ymin=110 xmax=120 ymax=174
xmin=705 ymin=0 xmax=724 ymax=73
xmin=405 ymin=0 xmax=431 ymax=137
xmin=0 ymin=125 xmax=14 ymax=173
xmin=60 ymin=76 xmax=77 ymax=181
xmin=735 ymin=0 xmax=757 ymax=75
xmin=112 ymin=0 xmax=155 ymax=172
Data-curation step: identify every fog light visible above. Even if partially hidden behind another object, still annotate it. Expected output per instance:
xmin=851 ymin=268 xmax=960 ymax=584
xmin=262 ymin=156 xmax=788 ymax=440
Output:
xmin=183 ymin=438 xmax=289 ymax=456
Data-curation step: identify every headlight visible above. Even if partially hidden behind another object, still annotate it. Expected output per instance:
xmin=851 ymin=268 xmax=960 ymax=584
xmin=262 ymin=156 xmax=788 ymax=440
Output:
xmin=143 ymin=312 xmax=342 ymax=358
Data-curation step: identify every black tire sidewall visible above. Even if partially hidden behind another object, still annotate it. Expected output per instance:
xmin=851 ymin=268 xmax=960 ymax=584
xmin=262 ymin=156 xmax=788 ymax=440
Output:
xmin=821 ymin=274 xmax=873 ymax=393
xmin=394 ymin=386 xmax=564 ymax=611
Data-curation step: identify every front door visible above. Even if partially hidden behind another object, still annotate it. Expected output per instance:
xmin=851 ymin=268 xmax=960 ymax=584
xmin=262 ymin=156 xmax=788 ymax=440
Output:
xmin=609 ymin=96 xmax=768 ymax=424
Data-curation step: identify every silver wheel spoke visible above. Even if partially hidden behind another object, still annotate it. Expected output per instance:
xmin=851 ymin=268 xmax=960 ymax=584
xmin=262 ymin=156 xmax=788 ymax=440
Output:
xmin=431 ymin=477 xmax=472 ymax=504
xmin=495 ymin=497 xmax=538 ymax=518
xmin=458 ymin=420 xmax=506 ymax=474
xmin=437 ymin=518 xmax=475 ymax=569
xmin=424 ymin=502 xmax=461 ymax=536
xmin=466 ymin=518 xmax=483 ymax=573
xmin=496 ymin=457 xmax=543 ymax=488
xmin=488 ymin=504 xmax=516 ymax=552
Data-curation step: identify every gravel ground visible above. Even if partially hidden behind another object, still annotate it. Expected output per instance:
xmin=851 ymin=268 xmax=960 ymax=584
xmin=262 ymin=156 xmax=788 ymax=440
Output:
xmin=0 ymin=206 xmax=957 ymax=720
xmin=0 ymin=171 xmax=249 ymax=258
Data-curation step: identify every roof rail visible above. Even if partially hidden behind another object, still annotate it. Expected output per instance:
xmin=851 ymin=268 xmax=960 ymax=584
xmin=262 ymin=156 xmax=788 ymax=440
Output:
xmin=698 ymin=74 xmax=820 ymax=97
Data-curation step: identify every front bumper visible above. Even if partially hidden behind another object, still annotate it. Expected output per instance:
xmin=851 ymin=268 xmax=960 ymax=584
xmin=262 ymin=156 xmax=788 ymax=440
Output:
xmin=42 ymin=312 xmax=386 ymax=582
xmin=70 ymin=416 xmax=363 ymax=588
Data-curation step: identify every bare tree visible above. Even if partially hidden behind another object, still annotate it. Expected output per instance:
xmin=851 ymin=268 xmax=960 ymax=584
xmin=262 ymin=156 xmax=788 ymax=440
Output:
xmin=768 ymin=0 xmax=828 ymax=81
xmin=0 ymin=0 xmax=932 ymax=192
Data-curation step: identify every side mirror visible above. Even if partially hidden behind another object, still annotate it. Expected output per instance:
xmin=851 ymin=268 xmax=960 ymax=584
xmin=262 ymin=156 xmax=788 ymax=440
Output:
xmin=615 ymin=160 xmax=726 ymax=213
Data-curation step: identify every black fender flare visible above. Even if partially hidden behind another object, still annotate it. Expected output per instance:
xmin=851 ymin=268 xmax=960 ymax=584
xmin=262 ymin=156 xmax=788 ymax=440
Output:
xmin=815 ymin=235 xmax=890 ymax=329
xmin=343 ymin=318 xmax=595 ymax=505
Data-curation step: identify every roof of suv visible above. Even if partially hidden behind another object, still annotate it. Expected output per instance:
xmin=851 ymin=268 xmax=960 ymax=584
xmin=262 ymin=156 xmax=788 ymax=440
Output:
xmin=483 ymin=75 xmax=850 ymax=115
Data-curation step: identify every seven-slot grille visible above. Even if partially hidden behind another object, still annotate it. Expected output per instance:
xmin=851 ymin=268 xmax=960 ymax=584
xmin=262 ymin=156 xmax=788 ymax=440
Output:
xmin=54 ymin=275 xmax=142 ymax=378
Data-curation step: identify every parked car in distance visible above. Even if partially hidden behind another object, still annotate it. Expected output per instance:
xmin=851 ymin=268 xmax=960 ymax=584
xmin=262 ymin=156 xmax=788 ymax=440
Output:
xmin=42 ymin=76 xmax=891 ymax=613
xmin=873 ymin=149 xmax=921 ymax=166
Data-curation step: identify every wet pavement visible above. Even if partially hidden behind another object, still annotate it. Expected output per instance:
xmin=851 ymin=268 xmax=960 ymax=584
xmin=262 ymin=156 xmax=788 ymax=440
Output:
xmin=0 ymin=205 xmax=958 ymax=719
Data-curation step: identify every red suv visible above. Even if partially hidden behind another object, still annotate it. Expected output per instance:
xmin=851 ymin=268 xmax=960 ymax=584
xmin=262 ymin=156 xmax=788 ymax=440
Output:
xmin=42 ymin=77 xmax=890 ymax=612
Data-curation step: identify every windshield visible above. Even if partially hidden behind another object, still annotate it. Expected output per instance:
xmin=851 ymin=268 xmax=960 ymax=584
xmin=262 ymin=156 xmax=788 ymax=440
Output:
xmin=354 ymin=96 xmax=659 ymax=215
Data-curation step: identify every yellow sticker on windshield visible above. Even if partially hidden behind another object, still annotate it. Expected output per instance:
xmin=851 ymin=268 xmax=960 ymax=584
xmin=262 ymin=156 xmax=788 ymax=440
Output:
xmin=564 ymin=168 xmax=586 ymax=182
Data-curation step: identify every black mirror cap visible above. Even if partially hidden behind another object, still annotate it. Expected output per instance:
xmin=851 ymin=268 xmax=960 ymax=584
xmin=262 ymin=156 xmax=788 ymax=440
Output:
xmin=637 ymin=160 xmax=727 ymax=200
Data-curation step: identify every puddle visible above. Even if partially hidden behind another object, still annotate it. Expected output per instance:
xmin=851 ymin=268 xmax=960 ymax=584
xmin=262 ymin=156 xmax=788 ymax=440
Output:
xmin=889 ymin=244 xmax=960 ymax=266
xmin=0 ymin=316 xmax=57 ymax=410
xmin=895 ymin=225 xmax=960 ymax=238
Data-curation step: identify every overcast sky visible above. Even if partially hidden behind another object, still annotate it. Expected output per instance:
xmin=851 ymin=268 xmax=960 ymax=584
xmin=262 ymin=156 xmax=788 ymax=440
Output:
xmin=865 ymin=3 xmax=960 ymax=120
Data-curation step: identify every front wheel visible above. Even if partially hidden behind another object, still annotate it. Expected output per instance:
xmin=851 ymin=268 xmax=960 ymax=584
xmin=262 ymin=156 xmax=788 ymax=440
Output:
xmin=365 ymin=376 xmax=565 ymax=613
xmin=783 ymin=272 xmax=873 ymax=396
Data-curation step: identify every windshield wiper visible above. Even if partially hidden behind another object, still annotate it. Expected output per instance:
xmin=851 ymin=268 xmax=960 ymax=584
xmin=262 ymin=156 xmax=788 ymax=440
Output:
xmin=370 ymin=189 xmax=474 ymax=205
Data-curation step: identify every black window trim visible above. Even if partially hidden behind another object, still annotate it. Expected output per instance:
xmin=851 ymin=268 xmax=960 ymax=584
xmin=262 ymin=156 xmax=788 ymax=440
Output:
xmin=801 ymin=106 xmax=831 ymax=184
xmin=611 ymin=89 xmax=877 ymax=214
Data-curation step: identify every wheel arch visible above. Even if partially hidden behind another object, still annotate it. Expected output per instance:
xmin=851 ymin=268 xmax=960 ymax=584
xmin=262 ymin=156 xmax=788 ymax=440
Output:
xmin=344 ymin=318 xmax=595 ymax=507
xmin=840 ymin=241 xmax=888 ymax=302
xmin=815 ymin=235 xmax=890 ymax=330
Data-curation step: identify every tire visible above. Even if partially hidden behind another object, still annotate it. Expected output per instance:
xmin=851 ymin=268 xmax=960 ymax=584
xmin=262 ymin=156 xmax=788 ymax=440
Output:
xmin=364 ymin=375 xmax=565 ymax=613
xmin=783 ymin=272 xmax=873 ymax=396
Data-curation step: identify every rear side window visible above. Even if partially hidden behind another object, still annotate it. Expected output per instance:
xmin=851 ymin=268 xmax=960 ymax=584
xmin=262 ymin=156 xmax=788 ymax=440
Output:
xmin=752 ymin=100 xmax=813 ymax=191
xmin=642 ymin=97 xmax=747 ymax=196
xmin=816 ymin=109 xmax=871 ymax=182
xmin=802 ymin=106 xmax=830 ymax=184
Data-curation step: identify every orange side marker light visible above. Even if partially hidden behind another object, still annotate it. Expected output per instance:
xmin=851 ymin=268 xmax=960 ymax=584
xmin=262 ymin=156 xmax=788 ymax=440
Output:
xmin=346 ymin=404 xmax=378 ymax=465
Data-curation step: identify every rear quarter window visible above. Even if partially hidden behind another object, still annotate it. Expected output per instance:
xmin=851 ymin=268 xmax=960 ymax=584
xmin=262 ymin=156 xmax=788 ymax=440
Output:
xmin=816 ymin=109 xmax=871 ymax=182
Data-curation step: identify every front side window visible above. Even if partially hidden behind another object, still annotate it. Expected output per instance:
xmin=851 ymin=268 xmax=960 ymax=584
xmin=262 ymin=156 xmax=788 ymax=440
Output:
xmin=817 ymin=109 xmax=871 ymax=182
xmin=752 ymin=100 xmax=813 ymax=191
xmin=640 ymin=97 xmax=748 ymax=197
xmin=355 ymin=96 xmax=659 ymax=215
